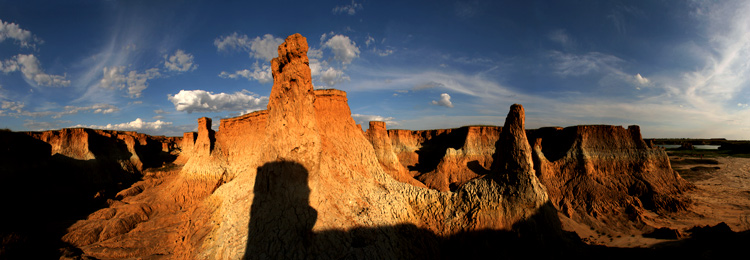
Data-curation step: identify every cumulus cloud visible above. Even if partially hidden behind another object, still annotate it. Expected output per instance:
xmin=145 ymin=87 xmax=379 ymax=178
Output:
xmin=100 ymin=66 xmax=161 ymax=98
xmin=219 ymin=61 xmax=273 ymax=84
xmin=332 ymin=0 xmax=363 ymax=15
xmin=164 ymin=49 xmax=197 ymax=72
xmin=73 ymin=118 xmax=172 ymax=131
xmin=0 ymin=19 xmax=42 ymax=48
xmin=376 ymin=48 xmax=394 ymax=57
xmin=1 ymin=101 xmax=25 ymax=113
xmin=214 ymin=33 xmax=283 ymax=62
xmin=351 ymin=113 xmax=399 ymax=127
xmin=431 ymin=93 xmax=454 ymax=108
xmin=324 ymin=35 xmax=360 ymax=64
xmin=320 ymin=67 xmax=349 ymax=87
xmin=631 ymin=73 xmax=650 ymax=89
xmin=214 ymin=32 xmax=250 ymax=52
xmin=0 ymin=54 xmax=70 ymax=87
xmin=168 ymin=89 xmax=268 ymax=113
xmin=249 ymin=34 xmax=284 ymax=61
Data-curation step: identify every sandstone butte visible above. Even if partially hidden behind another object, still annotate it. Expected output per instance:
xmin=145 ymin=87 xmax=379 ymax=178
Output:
xmin=0 ymin=33 xmax=718 ymax=259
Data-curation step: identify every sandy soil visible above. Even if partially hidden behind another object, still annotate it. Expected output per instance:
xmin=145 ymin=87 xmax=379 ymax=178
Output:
xmin=561 ymin=155 xmax=750 ymax=248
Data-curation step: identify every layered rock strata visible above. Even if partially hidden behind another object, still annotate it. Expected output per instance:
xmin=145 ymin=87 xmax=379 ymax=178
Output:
xmin=528 ymin=125 xmax=693 ymax=233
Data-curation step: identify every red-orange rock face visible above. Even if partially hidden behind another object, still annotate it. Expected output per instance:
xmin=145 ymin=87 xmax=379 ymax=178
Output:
xmin=529 ymin=125 xmax=693 ymax=232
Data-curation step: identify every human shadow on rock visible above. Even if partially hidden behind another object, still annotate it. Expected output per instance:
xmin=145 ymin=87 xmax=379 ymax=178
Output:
xmin=245 ymin=161 xmax=318 ymax=259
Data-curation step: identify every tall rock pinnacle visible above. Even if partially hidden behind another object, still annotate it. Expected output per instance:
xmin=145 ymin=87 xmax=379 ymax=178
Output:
xmin=264 ymin=33 xmax=321 ymax=165
xmin=497 ymin=104 xmax=535 ymax=176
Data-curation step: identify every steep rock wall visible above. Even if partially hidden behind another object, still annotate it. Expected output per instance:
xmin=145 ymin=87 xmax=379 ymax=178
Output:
xmin=529 ymin=125 xmax=693 ymax=233
xmin=365 ymin=121 xmax=427 ymax=188
xmin=368 ymin=125 xmax=501 ymax=191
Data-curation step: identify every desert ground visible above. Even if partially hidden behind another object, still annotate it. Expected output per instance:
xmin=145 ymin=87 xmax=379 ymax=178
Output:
xmin=562 ymin=153 xmax=750 ymax=248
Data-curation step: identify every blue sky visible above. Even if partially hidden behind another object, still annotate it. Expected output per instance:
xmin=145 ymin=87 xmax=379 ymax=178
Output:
xmin=1 ymin=0 xmax=749 ymax=139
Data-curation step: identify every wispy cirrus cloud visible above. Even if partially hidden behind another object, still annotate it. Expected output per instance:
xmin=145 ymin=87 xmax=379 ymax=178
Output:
xmin=0 ymin=102 xmax=119 ymax=119
xmin=332 ymin=0 xmax=363 ymax=16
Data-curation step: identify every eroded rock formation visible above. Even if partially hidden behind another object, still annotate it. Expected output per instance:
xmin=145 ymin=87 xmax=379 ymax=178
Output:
xmin=529 ymin=125 xmax=693 ymax=233
xmin=1 ymin=33 xmax=698 ymax=259
xmin=0 ymin=129 xmax=180 ymax=259
xmin=52 ymin=34 xmax=572 ymax=259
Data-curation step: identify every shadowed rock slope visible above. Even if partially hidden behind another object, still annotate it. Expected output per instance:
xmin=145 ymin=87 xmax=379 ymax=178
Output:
xmin=0 ymin=128 xmax=180 ymax=259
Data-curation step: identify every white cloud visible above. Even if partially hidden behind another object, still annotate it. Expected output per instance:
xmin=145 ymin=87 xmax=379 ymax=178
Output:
xmin=548 ymin=29 xmax=573 ymax=48
xmin=249 ymin=34 xmax=284 ymax=61
xmin=351 ymin=113 xmax=399 ymax=127
xmin=365 ymin=35 xmax=375 ymax=47
xmin=73 ymin=118 xmax=172 ymax=131
xmin=100 ymin=66 xmax=161 ymax=98
xmin=168 ymin=89 xmax=268 ymax=113
xmin=309 ymin=58 xmax=323 ymax=76
xmin=549 ymin=51 xmax=624 ymax=77
xmin=1 ymin=101 xmax=24 ymax=113
xmin=634 ymin=73 xmax=649 ymax=85
xmin=0 ymin=19 xmax=42 ymax=48
xmin=324 ymin=35 xmax=360 ymax=64
xmin=320 ymin=67 xmax=349 ymax=87
xmin=1 ymin=54 xmax=70 ymax=87
xmin=738 ymin=103 xmax=749 ymax=108
xmin=214 ymin=32 xmax=250 ymax=52
xmin=431 ymin=93 xmax=454 ymax=108
xmin=631 ymin=73 xmax=650 ymax=89
xmin=669 ymin=1 xmax=750 ymax=113
xmin=23 ymin=119 xmax=70 ymax=131
xmin=332 ymin=0 xmax=363 ymax=15
xmin=1 ymin=103 xmax=119 ymax=119
xmin=164 ymin=49 xmax=197 ymax=72
xmin=219 ymin=61 xmax=273 ymax=84
xmin=214 ymin=33 xmax=283 ymax=62
xmin=375 ymin=48 xmax=394 ymax=57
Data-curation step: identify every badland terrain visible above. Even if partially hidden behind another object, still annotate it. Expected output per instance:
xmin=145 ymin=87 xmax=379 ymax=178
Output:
xmin=1 ymin=34 xmax=749 ymax=259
